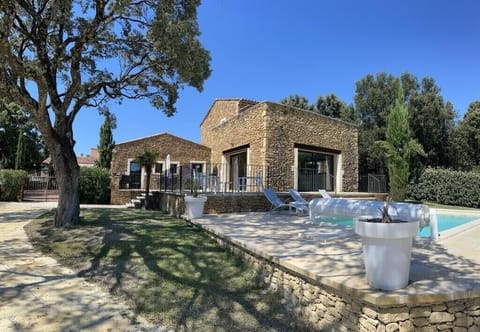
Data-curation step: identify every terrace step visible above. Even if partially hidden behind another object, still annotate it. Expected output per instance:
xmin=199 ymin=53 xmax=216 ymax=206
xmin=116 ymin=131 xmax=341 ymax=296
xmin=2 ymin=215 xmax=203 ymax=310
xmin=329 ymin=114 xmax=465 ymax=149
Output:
xmin=125 ymin=192 xmax=146 ymax=209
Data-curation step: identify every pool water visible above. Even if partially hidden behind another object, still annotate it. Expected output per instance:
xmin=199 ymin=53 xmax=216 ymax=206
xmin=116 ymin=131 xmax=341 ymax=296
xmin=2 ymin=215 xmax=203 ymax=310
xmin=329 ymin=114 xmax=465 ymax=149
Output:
xmin=418 ymin=214 xmax=480 ymax=237
xmin=314 ymin=214 xmax=480 ymax=237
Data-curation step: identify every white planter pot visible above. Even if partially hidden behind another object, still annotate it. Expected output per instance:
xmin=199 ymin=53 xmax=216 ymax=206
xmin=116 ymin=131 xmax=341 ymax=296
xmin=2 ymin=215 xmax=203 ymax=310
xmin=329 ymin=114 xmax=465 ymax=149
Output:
xmin=354 ymin=217 xmax=419 ymax=291
xmin=184 ymin=195 xmax=207 ymax=219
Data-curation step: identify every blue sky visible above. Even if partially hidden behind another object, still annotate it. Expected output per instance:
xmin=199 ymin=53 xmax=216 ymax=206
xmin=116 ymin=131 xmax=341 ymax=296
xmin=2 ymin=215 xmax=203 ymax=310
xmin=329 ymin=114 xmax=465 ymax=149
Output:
xmin=74 ymin=0 xmax=480 ymax=156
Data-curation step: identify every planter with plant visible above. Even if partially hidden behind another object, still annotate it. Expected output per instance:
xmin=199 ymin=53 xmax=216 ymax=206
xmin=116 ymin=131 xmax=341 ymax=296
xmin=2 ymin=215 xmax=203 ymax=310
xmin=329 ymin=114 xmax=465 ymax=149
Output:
xmin=184 ymin=178 xmax=207 ymax=219
xmin=354 ymin=199 xmax=419 ymax=291
xmin=354 ymin=83 xmax=422 ymax=291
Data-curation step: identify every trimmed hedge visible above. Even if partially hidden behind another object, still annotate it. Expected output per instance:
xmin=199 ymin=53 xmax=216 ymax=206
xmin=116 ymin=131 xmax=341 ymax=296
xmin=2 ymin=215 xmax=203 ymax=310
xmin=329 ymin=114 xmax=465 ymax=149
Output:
xmin=79 ymin=167 xmax=111 ymax=204
xmin=408 ymin=168 xmax=480 ymax=208
xmin=0 ymin=169 xmax=29 ymax=201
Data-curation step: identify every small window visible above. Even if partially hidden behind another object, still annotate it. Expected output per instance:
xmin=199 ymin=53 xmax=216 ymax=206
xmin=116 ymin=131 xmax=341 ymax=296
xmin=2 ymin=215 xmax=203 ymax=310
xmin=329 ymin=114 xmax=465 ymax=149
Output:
xmin=129 ymin=161 xmax=141 ymax=174
xmin=191 ymin=163 xmax=203 ymax=174
xmin=154 ymin=162 xmax=163 ymax=174
xmin=169 ymin=163 xmax=178 ymax=174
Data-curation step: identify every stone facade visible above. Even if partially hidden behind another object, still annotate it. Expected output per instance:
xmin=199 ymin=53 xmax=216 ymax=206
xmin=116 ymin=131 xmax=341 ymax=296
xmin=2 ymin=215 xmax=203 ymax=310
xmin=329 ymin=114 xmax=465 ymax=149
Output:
xmin=111 ymin=132 xmax=211 ymax=175
xmin=200 ymin=99 xmax=358 ymax=192
xmin=111 ymin=98 xmax=359 ymax=203
xmin=110 ymin=133 xmax=211 ymax=204
xmin=205 ymin=228 xmax=480 ymax=332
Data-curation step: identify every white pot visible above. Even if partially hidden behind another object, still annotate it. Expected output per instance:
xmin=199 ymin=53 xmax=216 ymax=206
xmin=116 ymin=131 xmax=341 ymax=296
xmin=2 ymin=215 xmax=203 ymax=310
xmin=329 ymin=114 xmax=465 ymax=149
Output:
xmin=354 ymin=217 xmax=419 ymax=291
xmin=184 ymin=195 xmax=207 ymax=219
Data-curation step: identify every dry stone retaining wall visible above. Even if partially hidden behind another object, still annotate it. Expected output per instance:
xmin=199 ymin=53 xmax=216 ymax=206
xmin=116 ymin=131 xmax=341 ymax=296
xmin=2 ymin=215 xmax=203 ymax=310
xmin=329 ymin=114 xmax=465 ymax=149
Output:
xmin=206 ymin=228 xmax=480 ymax=331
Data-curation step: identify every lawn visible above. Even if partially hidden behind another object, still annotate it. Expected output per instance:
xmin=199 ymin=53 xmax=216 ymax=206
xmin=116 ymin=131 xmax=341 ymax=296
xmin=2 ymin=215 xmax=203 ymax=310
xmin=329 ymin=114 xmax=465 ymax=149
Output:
xmin=25 ymin=209 xmax=309 ymax=332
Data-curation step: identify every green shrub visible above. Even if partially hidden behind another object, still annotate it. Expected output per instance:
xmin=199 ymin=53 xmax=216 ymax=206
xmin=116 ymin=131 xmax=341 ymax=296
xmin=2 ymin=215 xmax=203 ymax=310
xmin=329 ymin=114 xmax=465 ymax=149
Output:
xmin=408 ymin=168 xmax=480 ymax=208
xmin=0 ymin=169 xmax=29 ymax=201
xmin=79 ymin=167 xmax=111 ymax=204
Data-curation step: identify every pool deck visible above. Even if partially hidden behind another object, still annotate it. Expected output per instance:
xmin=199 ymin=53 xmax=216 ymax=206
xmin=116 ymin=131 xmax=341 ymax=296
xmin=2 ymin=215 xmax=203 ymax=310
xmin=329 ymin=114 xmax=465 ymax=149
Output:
xmin=191 ymin=211 xmax=480 ymax=306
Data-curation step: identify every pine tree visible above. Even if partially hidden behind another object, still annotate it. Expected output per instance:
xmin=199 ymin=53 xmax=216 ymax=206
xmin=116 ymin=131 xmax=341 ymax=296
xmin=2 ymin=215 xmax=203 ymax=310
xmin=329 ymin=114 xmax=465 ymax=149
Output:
xmin=97 ymin=108 xmax=116 ymax=169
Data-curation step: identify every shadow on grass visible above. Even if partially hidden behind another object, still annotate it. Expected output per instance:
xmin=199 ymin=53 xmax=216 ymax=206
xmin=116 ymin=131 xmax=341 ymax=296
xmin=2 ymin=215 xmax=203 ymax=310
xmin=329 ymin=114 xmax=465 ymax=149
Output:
xmin=29 ymin=208 xmax=309 ymax=331
xmin=28 ymin=209 xmax=480 ymax=331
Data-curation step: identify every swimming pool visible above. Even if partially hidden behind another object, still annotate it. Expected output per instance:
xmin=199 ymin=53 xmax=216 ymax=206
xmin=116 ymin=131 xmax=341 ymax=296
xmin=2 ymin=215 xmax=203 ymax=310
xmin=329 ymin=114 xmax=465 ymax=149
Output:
xmin=418 ymin=212 xmax=480 ymax=237
xmin=313 ymin=212 xmax=480 ymax=238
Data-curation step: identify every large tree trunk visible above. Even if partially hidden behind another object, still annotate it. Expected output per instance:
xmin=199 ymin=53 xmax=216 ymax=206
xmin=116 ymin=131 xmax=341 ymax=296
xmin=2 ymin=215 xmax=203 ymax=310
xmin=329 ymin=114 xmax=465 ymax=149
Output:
xmin=49 ymin=139 xmax=80 ymax=228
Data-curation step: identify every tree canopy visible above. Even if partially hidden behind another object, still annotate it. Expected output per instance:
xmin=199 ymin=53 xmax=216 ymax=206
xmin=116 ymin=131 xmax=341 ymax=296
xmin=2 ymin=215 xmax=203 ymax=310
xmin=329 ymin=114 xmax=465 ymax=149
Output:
xmin=314 ymin=94 xmax=357 ymax=123
xmin=408 ymin=77 xmax=456 ymax=169
xmin=353 ymin=72 xmax=454 ymax=178
xmin=0 ymin=99 xmax=46 ymax=171
xmin=0 ymin=0 xmax=211 ymax=226
xmin=279 ymin=95 xmax=312 ymax=110
xmin=280 ymin=71 xmax=466 ymax=190
xmin=456 ymin=101 xmax=480 ymax=170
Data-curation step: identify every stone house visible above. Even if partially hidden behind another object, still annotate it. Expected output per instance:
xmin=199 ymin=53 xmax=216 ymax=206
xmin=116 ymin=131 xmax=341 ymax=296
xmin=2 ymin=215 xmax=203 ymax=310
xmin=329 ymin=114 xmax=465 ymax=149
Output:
xmin=110 ymin=133 xmax=211 ymax=203
xmin=110 ymin=98 xmax=358 ymax=203
xmin=200 ymin=99 xmax=358 ymax=192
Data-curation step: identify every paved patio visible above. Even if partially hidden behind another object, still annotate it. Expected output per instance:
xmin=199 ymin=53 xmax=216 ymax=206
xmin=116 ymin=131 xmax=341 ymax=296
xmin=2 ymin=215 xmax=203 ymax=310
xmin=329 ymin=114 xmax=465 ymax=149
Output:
xmin=0 ymin=202 xmax=166 ymax=332
xmin=191 ymin=211 xmax=480 ymax=306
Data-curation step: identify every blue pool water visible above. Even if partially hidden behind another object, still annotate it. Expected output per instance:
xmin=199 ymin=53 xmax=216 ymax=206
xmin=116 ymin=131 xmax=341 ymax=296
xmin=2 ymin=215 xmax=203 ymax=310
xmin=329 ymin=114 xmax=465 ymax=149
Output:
xmin=418 ymin=214 xmax=480 ymax=237
xmin=314 ymin=214 xmax=480 ymax=237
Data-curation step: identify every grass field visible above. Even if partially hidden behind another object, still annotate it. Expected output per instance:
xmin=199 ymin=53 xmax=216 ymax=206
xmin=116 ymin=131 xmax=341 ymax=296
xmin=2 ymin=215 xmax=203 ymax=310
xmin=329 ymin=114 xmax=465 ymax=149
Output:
xmin=25 ymin=208 xmax=309 ymax=332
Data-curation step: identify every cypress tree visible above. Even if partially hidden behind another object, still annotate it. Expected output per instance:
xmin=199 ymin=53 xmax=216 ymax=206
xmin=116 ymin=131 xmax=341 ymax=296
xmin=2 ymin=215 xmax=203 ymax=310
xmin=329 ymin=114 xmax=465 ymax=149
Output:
xmin=384 ymin=84 xmax=411 ymax=200
xmin=97 ymin=108 xmax=116 ymax=169
xmin=15 ymin=129 xmax=25 ymax=170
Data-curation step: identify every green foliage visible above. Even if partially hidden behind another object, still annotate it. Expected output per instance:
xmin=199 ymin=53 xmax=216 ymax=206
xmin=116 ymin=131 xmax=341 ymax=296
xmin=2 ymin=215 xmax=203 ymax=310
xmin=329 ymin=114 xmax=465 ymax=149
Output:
xmin=134 ymin=150 xmax=160 ymax=174
xmin=96 ymin=107 xmax=116 ymax=169
xmin=0 ymin=99 xmax=46 ymax=171
xmin=408 ymin=77 xmax=456 ymax=169
xmin=382 ymin=85 xmax=412 ymax=200
xmin=314 ymin=93 xmax=357 ymax=123
xmin=355 ymin=72 xmax=401 ymax=129
xmin=279 ymin=94 xmax=312 ymax=110
xmin=456 ymin=101 xmax=480 ymax=170
xmin=354 ymin=72 xmax=454 ymax=178
xmin=0 ymin=169 xmax=28 ymax=201
xmin=15 ymin=129 xmax=25 ymax=170
xmin=354 ymin=73 xmax=401 ymax=175
xmin=408 ymin=168 xmax=480 ymax=208
xmin=79 ymin=167 xmax=111 ymax=204
xmin=0 ymin=0 xmax=211 ymax=226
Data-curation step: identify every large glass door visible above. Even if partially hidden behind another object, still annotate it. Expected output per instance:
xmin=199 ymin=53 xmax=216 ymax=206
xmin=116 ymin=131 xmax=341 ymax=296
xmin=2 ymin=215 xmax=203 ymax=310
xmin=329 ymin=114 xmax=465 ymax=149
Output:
xmin=297 ymin=150 xmax=334 ymax=191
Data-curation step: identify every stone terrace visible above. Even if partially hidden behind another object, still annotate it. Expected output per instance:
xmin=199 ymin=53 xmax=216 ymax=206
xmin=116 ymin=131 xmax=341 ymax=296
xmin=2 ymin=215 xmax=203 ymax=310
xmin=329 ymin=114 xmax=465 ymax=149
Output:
xmin=191 ymin=212 xmax=480 ymax=331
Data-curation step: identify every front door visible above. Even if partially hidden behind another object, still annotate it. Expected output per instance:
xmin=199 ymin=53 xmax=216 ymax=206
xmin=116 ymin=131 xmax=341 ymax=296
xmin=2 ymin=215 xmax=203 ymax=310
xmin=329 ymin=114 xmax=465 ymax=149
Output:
xmin=230 ymin=152 xmax=247 ymax=191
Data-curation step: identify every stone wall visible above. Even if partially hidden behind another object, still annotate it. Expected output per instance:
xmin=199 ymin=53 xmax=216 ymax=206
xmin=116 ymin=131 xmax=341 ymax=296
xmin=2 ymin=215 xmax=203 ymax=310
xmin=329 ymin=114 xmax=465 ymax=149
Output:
xmin=111 ymin=133 xmax=211 ymax=176
xmin=200 ymin=99 xmax=248 ymax=133
xmin=110 ymin=133 xmax=211 ymax=204
xmin=110 ymin=176 xmax=144 ymax=205
xmin=205 ymin=228 xmax=480 ymax=331
xmin=201 ymin=101 xmax=266 ymax=166
xmin=148 ymin=192 xmax=296 ymax=217
xmin=264 ymin=102 xmax=358 ymax=192
xmin=200 ymin=99 xmax=359 ymax=192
